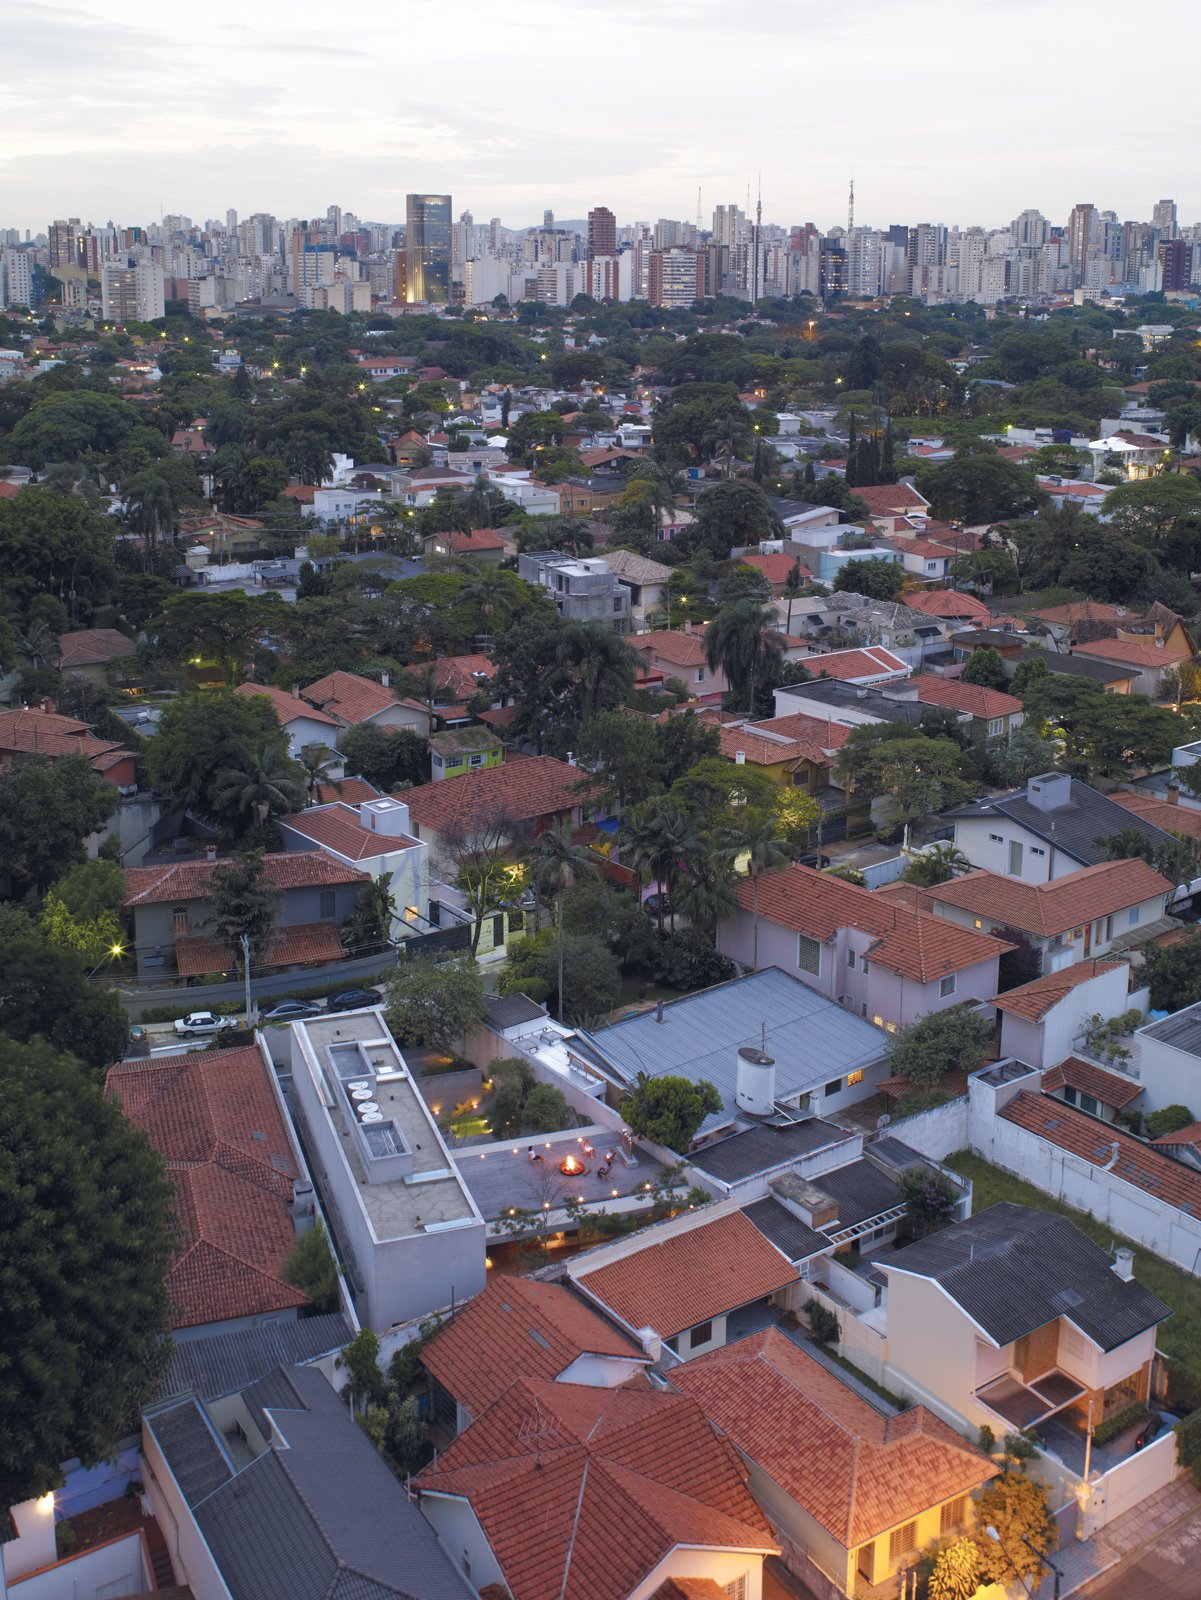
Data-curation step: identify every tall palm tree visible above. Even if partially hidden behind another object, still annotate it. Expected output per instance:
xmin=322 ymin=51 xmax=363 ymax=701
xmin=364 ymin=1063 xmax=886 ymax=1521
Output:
xmin=705 ymin=599 xmax=784 ymax=715
xmin=672 ymin=843 xmax=739 ymax=943
xmin=620 ymin=799 xmax=702 ymax=936
xmin=557 ymin=623 xmax=639 ymax=725
xmin=460 ymin=564 xmax=514 ymax=649
xmin=125 ymin=470 xmax=177 ymax=558
xmin=15 ymin=620 xmax=61 ymax=673
xmin=298 ymin=743 xmax=343 ymax=806
xmin=703 ymin=415 xmax=744 ymax=477
xmin=526 ymin=820 xmax=599 ymax=1022
xmin=213 ymin=740 xmax=307 ymax=827
xmin=725 ymin=814 xmax=796 ymax=970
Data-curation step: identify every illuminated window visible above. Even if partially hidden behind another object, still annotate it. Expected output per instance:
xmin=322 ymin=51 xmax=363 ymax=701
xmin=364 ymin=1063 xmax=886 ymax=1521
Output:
xmin=872 ymin=1014 xmax=885 ymax=1029
xmin=405 ymin=905 xmax=420 ymax=921
xmin=847 ymin=1069 xmax=865 ymax=1087
xmin=885 ymin=1020 xmax=898 ymax=1034
xmin=973 ymin=917 xmax=983 ymax=929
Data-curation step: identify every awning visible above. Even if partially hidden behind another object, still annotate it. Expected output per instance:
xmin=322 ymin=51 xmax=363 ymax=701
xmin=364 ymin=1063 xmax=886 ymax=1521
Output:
xmin=976 ymin=1368 xmax=1085 ymax=1430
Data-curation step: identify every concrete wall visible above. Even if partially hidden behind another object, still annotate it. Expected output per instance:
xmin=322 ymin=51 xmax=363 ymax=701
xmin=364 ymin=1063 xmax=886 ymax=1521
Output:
xmin=8 ymin=1531 xmax=151 ymax=1600
xmin=883 ymin=1095 xmax=972 ymax=1162
xmin=1133 ymin=1025 xmax=1201 ymax=1116
xmin=415 ymin=1492 xmax=503 ymax=1594
xmin=1082 ymin=1430 xmax=1179 ymax=1536
xmin=1000 ymin=963 xmax=1133 ymax=1071
xmin=952 ymin=817 xmax=1079 ymax=883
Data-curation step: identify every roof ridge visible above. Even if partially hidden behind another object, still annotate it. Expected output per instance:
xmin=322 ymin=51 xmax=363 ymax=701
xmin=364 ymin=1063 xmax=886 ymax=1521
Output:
xmin=557 ymin=1455 xmax=591 ymax=1600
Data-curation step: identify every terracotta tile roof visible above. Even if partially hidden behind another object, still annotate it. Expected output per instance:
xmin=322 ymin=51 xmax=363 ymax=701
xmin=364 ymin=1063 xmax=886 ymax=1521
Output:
xmin=280 ymin=803 xmax=419 ymax=861
xmin=1151 ymin=1121 xmax=1201 ymax=1148
xmin=106 ymin=1047 xmax=307 ymax=1330
xmin=1073 ymin=638 xmax=1189 ymax=670
xmin=575 ymin=1212 xmax=798 ymax=1339
xmin=1001 ymin=1091 xmax=1201 ymax=1215
xmin=0 ymin=479 xmax=23 ymax=498
xmin=650 ymin=1582 xmax=728 ymax=1600
xmin=602 ymin=547 xmax=674 ymax=586
xmin=901 ymin=538 xmax=958 ymax=561
xmin=315 ymin=776 xmax=380 ymax=805
xmin=233 ymin=681 xmax=339 ymax=728
xmin=673 ymin=1329 xmax=996 ymax=1547
xmin=738 ymin=552 xmax=813 ymax=586
xmin=753 ymin=710 xmax=852 ymax=753
xmin=904 ymin=590 xmax=992 ymax=624
xmin=1032 ymin=601 xmax=1131 ymax=627
xmin=992 ymin=959 xmax=1125 ymax=1023
xmin=447 ymin=527 xmax=507 ymax=553
xmin=124 ymin=851 xmax=367 ymax=906
xmin=421 ymin=1278 xmax=646 ymax=1418
xmin=874 ymin=881 xmax=935 ymax=911
xmin=929 ymin=860 xmax=1172 ymax=939
xmin=415 ymin=1378 xmax=776 ymax=1600
xmin=432 ymin=653 xmax=495 ymax=702
xmin=807 ymin=645 xmax=909 ymax=683
xmin=1042 ymin=1055 xmax=1142 ymax=1110
xmin=0 ymin=706 xmax=132 ymax=772
xmin=57 ymin=627 xmax=136 ymax=669
xmin=912 ymin=673 xmax=1023 ymax=720
xmin=853 ymin=484 xmax=931 ymax=517
xmin=629 ymin=630 xmax=708 ymax=668
xmin=717 ymin=725 xmax=809 ymax=769
xmin=404 ymin=756 xmax=583 ymax=838
xmin=301 ymin=670 xmax=409 ymax=725
xmin=742 ymin=863 xmax=1012 ymax=983
xmin=173 ymin=919 xmax=344 ymax=976
xmin=1111 ymin=793 xmax=1201 ymax=842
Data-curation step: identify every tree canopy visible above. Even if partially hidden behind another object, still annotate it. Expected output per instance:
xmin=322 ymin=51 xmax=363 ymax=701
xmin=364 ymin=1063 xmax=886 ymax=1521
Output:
xmin=622 ymin=1071 xmax=722 ymax=1153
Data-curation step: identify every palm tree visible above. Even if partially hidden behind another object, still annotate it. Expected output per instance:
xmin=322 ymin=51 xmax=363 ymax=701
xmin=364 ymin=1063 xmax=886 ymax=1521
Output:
xmin=557 ymin=623 xmax=639 ymax=725
xmin=213 ymin=740 xmax=307 ymax=827
xmin=459 ymin=564 xmax=514 ymax=649
xmin=726 ymin=814 xmax=795 ymax=970
xmin=15 ymin=620 xmax=61 ymax=673
xmin=620 ymin=799 xmax=702 ymax=936
xmin=705 ymin=599 xmax=785 ymax=715
xmin=703 ymin=415 xmax=744 ymax=477
xmin=125 ymin=470 xmax=177 ymax=558
xmin=903 ymin=842 xmax=970 ymax=888
xmin=672 ymin=843 xmax=739 ymax=942
xmin=526 ymin=820 xmax=599 ymax=1022
xmin=298 ymin=743 xmax=342 ymax=806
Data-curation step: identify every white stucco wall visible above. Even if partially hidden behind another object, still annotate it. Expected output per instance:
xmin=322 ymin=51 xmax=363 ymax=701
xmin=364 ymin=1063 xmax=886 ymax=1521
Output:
xmin=630 ymin=1547 xmax=766 ymax=1600
xmin=1133 ymin=1028 xmax=1201 ymax=1117
xmin=415 ymin=1492 xmax=503 ymax=1594
xmin=140 ymin=1424 xmax=233 ymax=1600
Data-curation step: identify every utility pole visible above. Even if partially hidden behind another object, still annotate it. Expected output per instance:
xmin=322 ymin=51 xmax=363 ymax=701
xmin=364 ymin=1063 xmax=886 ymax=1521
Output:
xmin=240 ymin=933 xmax=253 ymax=1028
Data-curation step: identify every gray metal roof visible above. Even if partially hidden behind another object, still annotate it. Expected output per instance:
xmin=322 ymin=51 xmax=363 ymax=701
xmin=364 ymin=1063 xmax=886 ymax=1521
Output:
xmin=810 ymin=1158 xmax=902 ymax=1228
xmin=578 ymin=969 xmax=891 ymax=1134
xmin=484 ymin=992 xmax=547 ymax=1031
xmin=161 ymin=1312 xmax=354 ymax=1403
xmin=690 ymin=1117 xmax=855 ymax=1186
xmin=147 ymin=1399 xmax=234 ymax=1507
xmin=1140 ymin=999 xmax=1201 ymax=1058
xmin=193 ymin=1366 xmax=475 ymax=1600
xmin=742 ymin=1197 xmax=830 ymax=1262
xmin=881 ymin=1202 xmax=1172 ymax=1351
xmin=944 ymin=778 xmax=1173 ymax=868
xmin=1012 ymin=649 xmax=1135 ymax=687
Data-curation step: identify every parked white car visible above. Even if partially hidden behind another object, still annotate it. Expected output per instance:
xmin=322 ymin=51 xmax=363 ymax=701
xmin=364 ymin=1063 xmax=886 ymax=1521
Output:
xmin=173 ymin=1011 xmax=238 ymax=1038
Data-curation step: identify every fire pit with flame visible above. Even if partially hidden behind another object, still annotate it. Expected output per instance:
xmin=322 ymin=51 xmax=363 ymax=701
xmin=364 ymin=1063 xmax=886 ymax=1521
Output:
xmin=558 ymin=1152 xmax=590 ymax=1178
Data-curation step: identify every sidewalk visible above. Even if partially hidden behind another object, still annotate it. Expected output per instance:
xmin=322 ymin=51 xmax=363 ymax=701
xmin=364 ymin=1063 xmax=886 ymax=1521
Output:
xmin=1037 ymin=1476 xmax=1201 ymax=1596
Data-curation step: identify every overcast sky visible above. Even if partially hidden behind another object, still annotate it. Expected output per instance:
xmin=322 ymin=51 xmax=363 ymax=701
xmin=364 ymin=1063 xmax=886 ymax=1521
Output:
xmin=2 ymin=0 xmax=1198 ymax=236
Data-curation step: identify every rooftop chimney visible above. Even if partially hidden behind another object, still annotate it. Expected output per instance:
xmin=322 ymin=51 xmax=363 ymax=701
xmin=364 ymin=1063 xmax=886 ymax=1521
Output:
xmin=735 ymin=750 xmax=746 ymax=765
xmin=1113 ymin=1246 xmax=1134 ymax=1281
xmin=381 ymin=670 xmax=391 ymax=688
xmin=205 ymin=844 xmax=217 ymax=863
xmin=655 ymin=999 xmax=665 ymax=1024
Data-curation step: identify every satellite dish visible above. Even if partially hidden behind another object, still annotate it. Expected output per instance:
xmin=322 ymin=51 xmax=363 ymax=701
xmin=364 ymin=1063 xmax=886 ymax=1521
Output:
xmin=876 ymin=1113 xmax=892 ymax=1130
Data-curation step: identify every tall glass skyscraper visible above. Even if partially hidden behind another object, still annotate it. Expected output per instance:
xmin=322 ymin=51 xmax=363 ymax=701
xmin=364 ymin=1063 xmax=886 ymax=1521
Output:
xmin=405 ymin=194 xmax=451 ymax=304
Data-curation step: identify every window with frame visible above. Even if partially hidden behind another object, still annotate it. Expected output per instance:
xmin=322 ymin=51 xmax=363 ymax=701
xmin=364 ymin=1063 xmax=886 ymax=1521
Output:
xmin=939 ymin=974 xmax=957 ymax=998
xmin=889 ymin=1522 xmax=918 ymax=1563
xmin=847 ymin=949 xmax=856 ymax=969
xmin=797 ymin=933 xmax=821 ymax=974
xmin=724 ymin=1578 xmax=748 ymax=1600
xmin=825 ymin=1078 xmax=843 ymax=1097
xmin=940 ymin=1497 xmax=967 ymax=1535
xmin=1081 ymin=1093 xmax=1099 ymax=1116
xmin=172 ymin=906 xmax=188 ymax=935
xmin=847 ymin=1069 xmax=865 ymax=1086
xmin=989 ymin=832 xmax=1004 ymax=844
xmin=1128 ymin=906 xmax=1140 ymax=927
xmin=987 ymin=718 xmax=1004 ymax=737
xmin=1008 ymin=840 xmax=1024 ymax=875
xmin=319 ymin=889 xmax=335 ymax=919
xmin=1031 ymin=845 xmax=1045 ymax=857
xmin=690 ymin=1320 xmax=713 ymax=1349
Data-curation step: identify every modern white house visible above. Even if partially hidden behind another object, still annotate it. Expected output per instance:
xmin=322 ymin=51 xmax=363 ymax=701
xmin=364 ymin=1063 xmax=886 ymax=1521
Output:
xmin=277 ymin=796 xmax=429 ymax=942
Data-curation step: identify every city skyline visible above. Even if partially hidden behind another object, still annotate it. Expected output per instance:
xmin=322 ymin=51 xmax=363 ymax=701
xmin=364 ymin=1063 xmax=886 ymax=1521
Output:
xmin=1 ymin=0 xmax=1198 ymax=234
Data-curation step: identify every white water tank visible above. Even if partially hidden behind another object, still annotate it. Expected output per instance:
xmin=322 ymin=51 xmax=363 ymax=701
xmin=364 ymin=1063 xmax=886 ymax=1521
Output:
xmin=735 ymin=1047 xmax=776 ymax=1116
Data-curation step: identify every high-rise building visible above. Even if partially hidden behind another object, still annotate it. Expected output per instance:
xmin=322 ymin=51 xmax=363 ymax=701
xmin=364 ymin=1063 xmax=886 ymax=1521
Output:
xmin=1159 ymin=239 xmax=1192 ymax=292
xmin=1010 ymin=209 xmax=1048 ymax=249
xmin=647 ymin=248 xmax=702 ymax=307
xmin=48 ymin=218 xmax=80 ymax=270
xmin=1152 ymin=199 xmax=1178 ymax=241
xmin=587 ymin=206 xmax=616 ymax=261
xmin=405 ymin=194 xmax=451 ymax=304
xmin=1067 ymin=203 xmax=1098 ymax=285
xmin=100 ymin=258 xmax=165 ymax=322
xmin=0 ymin=249 xmax=33 ymax=309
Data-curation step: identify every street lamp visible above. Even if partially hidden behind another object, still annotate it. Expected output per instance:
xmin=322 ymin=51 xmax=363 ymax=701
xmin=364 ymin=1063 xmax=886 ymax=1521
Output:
xmin=86 ymin=942 xmax=125 ymax=980
xmin=985 ymin=1525 xmax=1062 ymax=1599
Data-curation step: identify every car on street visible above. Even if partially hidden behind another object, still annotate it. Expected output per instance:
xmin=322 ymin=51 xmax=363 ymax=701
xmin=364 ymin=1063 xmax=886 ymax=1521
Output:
xmin=126 ymin=1024 xmax=150 ymax=1058
xmin=173 ymin=1011 xmax=239 ymax=1038
xmin=797 ymin=851 xmax=831 ymax=870
xmin=261 ymin=999 xmax=325 ymax=1023
xmin=325 ymin=987 xmax=383 ymax=1012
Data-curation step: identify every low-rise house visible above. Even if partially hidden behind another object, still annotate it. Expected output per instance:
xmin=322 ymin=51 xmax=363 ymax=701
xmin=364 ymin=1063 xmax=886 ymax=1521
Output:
xmin=143 ymin=1363 xmax=474 ymax=1600
xmin=1134 ymin=1001 xmax=1201 ymax=1115
xmin=1042 ymin=1055 xmax=1144 ymax=1124
xmin=56 ymin=626 xmax=136 ymax=685
xmin=568 ymin=1204 xmax=801 ymax=1362
xmin=404 ymin=755 xmax=586 ymax=860
xmin=926 ymin=858 xmax=1174 ymax=971
xmin=421 ymin=526 xmax=508 ymax=564
xmin=602 ymin=546 xmax=674 ymax=628
xmin=893 ymin=535 xmax=961 ymax=583
xmin=945 ymin=772 xmax=1175 ymax=883
xmin=735 ymin=549 xmax=814 ymax=596
xmin=799 ymin=644 xmax=910 ymax=685
xmin=773 ymin=674 xmax=939 ymax=736
xmin=628 ymin=628 xmax=728 ymax=704
xmin=232 ymin=681 xmax=342 ymax=763
xmin=414 ymin=1377 xmax=778 ymax=1600
xmin=0 ymin=704 xmax=137 ymax=790
xmin=1112 ymin=789 xmax=1201 ymax=842
xmin=718 ymin=863 xmax=1013 ymax=1033
xmin=277 ymin=797 xmax=428 ymax=942
xmin=429 ymin=724 xmax=503 ymax=780
xmin=429 ymin=652 xmax=497 ymax=724
xmin=1009 ymin=648 xmax=1138 ymax=695
xmin=911 ymin=673 xmax=1024 ymax=743
xmin=421 ymin=1276 xmax=650 ymax=1436
xmin=107 ymin=1045 xmax=313 ymax=1340
xmin=851 ymin=481 xmax=932 ymax=535
xmin=123 ymin=850 xmax=367 ymax=979
xmin=907 ymin=589 xmax=993 ymax=629
xmin=781 ymin=592 xmax=947 ymax=667
xmin=1072 ymin=636 xmax=1191 ymax=699
xmin=714 ymin=711 xmax=850 ymax=795
xmin=1027 ymin=600 xmax=1136 ymax=650
xmin=1150 ymin=1121 xmax=1201 ymax=1170
xmin=991 ymin=958 xmax=1134 ymax=1071
xmin=302 ymin=669 xmax=430 ymax=737
xmin=674 ymin=1329 xmax=998 ymax=1598
xmin=284 ymin=1007 xmax=487 ymax=1330
xmin=517 ymin=550 xmax=631 ymax=630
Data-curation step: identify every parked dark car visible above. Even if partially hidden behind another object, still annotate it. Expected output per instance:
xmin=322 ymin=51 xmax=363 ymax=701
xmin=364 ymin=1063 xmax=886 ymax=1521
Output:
xmin=262 ymin=999 xmax=325 ymax=1022
xmin=326 ymin=987 xmax=383 ymax=1012
xmin=126 ymin=1024 xmax=149 ymax=1058
xmin=797 ymin=852 xmax=831 ymax=870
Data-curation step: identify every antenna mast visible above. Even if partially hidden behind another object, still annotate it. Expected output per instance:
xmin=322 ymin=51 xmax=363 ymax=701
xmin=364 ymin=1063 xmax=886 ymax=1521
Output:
xmin=752 ymin=171 xmax=762 ymax=309
xmin=696 ymin=185 xmax=703 ymax=232
xmin=848 ymin=176 xmax=855 ymax=233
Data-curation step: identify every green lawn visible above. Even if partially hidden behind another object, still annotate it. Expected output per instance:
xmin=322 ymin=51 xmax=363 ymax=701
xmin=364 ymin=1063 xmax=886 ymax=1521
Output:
xmin=944 ymin=1150 xmax=1201 ymax=1388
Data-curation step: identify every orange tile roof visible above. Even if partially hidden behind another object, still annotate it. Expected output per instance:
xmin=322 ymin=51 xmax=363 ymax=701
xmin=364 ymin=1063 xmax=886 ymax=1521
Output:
xmin=992 ymin=959 xmax=1125 ymax=1023
xmin=853 ymin=485 xmax=930 ymax=517
xmin=1001 ymin=1091 xmax=1201 ymax=1214
xmin=575 ymin=1212 xmax=798 ymax=1339
xmin=404 ymin=756 xmax=583 ymax=837
xmin=1073 ymin=638 xmax=1189 ymax=670
xmin=315 ymin=776 xmax=380 ymax=805
xmin=447 ymin=527 xmax=506 ymax=553
xmin=106 ymin=1047 xmax=307 ymax=1330
xmin=174 ymin=920 xmax=344 ymax=976
xmin=124 ymin=851 xmax=366 ymax=906
xmin=432 ymin=653 xmax=495 ymax=702
xmin=279 ymin=803 xmax=419 ymax=861
xmin=738 ymin=552 xmax=813 ymax=586
xmin=1033 ymin=601 xmax=1131 ymax=628
xmin=912 ymin=673 xmax=1023 ymax=720
xmin=1042 ymin=1055 xmax=1142 ymax=1110
xmin=743 ymin=863 xmax=1013 ymax=983
xmin=901 ymin=538 xmax=958 ymax=561
xmin=649 ymin=1581 xmax=729 ymax=1600
xmin=233 ymin=681 xmax=339 ymax=728
xmin=904 ymin=590 xmax=992 ymax=624
xmin=0 ymin=706 xmax=132 ymax=772
xmin=673 ymin=1329 xmax=996 ymax=1547
xmin=1151 ymin=1121 xmax=1201 ymax=1148
xmin=421 ymin=1278 xmax=646 ymax=1418
xmin=929 ymin=860 xmax=1172 ymax=939
xmin=807 ymin=645 xmax=909 ymax=682
xmin=630 ymin=630 xmax=708 ymax=668
xmin=1111 ymin=792 xmax=1201 ymax=842
xmin=301 ymin=670 xmax=417 ymax=725
xmin=56 ymin=627 xmax=136 ymax=669
xmin=754 ymin=710 xmax=852 ymax=752
xmin=415 ymin=1379 xmax=776 ymax=1600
